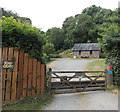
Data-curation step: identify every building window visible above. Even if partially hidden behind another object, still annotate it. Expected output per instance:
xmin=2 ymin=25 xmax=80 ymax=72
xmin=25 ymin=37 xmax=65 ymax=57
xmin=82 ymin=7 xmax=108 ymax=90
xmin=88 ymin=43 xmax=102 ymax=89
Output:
xmin=90 ymin=50 xmax=92 ymax=55
xmin=79 ymin=50 xmax=81 ymax=55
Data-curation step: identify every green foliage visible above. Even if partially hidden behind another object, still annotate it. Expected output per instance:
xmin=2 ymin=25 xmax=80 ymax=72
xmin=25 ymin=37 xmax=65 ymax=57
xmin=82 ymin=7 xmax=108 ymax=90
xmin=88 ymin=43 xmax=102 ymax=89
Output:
xmin=3 ymin=94 xmax=53 ymax=110
xmin=98 ymin=10 xmax=120 ymax=86
xmin=2 ymin=8 xmax=19 ymax=18
xmin=61 ymin=49 xmax=72 ymax=54
xmin=43 ymin=43 xmax=55 ymax=56
xmin=62 ymin=16 xmax=76 ymax=48
xmin=82 ymin=5 xmax=113 ymax=25
xmin=73 ymin=14 xmax=97 ymax=42
xmin=2 ymin=8 xmax=32 ymax=25
xmin=46 ymin=27 xmax=65 ymax=51
xmin=42 ymin=43 xmax=55 ymax=63
xmin=62 ymin=13 xmax=100 ymax=49
xmin=59 ymin=49 xmax=73 ymax=58
xmin=1 ymin=16 xmax=45 ymax=62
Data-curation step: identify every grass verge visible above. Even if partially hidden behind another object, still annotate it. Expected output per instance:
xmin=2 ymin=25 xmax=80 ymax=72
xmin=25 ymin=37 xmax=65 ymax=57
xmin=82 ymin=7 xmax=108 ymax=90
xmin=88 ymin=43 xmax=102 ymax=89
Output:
xmin=71 ymin=58 xmax=99 ymax=60
xmin=85 ymin=58 xmax=106 ymax=71
xmin=107 ymin=85 xmax=119 ymax=94
xmin=84 ymin=59 xmax=120 ymax=94
xmin=3 ymin=94 xmax=54 ymax=111
xmin=84 ymin=58 xmax=106 ymax=78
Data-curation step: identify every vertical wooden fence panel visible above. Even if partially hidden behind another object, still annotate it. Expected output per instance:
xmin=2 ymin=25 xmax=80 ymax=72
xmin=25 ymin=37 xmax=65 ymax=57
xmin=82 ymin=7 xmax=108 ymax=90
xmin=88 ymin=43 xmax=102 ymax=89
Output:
xmin=27 ymin=57 xmax=33 ymax=97
xmin=106 ymin=71 xmax=113 ymax=87
xmin=2 ymin=47 xmax=46 ymax=101
xmin=41 ymin=64 xmax=46 ymax=94
xmin=36 ymin=61 xmax=41 ymax=95
xmin=11 ymin=49 xmax=19 ymax=100
xmin=32 ymin=59 xmax=37 ymax=96
xmin=0 ymin=48 xmax=3 ymax=103
xmin=5 ymin=48 xmax=13 ymax=101
xmin=17 ymin=50 xmax=24 ymax=99
xmin=22 ymin=53 xmax=28 ymax=97
xmin=2 ymin=47 xmax=8 ymax=101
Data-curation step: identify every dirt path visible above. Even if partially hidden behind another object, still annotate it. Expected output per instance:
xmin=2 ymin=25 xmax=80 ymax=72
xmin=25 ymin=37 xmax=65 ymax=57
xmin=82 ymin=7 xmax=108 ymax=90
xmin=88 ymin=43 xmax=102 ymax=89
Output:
xmin=44 ymin=58 xmax=118 ymax=110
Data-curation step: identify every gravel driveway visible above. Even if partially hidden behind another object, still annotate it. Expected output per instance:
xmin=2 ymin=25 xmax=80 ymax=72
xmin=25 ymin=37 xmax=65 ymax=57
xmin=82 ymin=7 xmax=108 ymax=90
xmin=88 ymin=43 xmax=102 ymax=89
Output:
xmin=47 ymin=58 xmax=92 ymax=71
xmin=44 ymin=58 xmax=118 ymax=110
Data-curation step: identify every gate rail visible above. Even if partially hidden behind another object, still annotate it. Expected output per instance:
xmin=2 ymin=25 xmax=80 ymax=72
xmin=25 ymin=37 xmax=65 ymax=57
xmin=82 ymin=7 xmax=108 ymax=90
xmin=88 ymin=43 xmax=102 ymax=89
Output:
xmin=47 ymin=68 xmax=110 ymax=94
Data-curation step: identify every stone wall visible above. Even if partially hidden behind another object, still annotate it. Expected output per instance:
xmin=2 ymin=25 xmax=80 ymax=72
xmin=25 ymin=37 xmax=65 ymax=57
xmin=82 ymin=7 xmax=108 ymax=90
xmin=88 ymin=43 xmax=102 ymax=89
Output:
xmin=91 ymin=51 xmax=100 ymax=58
xmin=73 ymin=50 xmax=100 ymax=58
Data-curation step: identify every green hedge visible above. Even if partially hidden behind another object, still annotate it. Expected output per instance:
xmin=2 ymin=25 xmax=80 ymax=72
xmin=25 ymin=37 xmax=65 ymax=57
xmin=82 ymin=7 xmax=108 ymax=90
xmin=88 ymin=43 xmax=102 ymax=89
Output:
xmin=1 ymin=16 xmax=45 ymax=62
xmin=105 ymin=37 xmax=120 ymax=86
xmin=98 ymin=10 xmax=120 ymax=86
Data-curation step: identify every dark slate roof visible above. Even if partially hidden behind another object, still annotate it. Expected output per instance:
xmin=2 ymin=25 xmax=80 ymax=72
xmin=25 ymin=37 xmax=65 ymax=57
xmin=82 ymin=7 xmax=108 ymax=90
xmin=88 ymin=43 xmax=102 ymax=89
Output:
xmin=72 ymin=43 xmax=101 ymax=51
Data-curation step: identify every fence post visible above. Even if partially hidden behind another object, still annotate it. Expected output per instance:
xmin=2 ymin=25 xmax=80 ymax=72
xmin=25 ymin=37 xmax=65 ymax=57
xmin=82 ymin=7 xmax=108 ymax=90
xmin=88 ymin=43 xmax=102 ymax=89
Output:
xmin=36 ymin=61 xmax=41 ymax=95
xmin=2 ymin=47 xmax=8 ymax=101
xmin=27 ymin=57 xmax=33 ymax=97
xmin=5 ymin=47 xmax=13 ymax=101
xmin=106 ymin=71 xmax=113 ymax=88
xmin=32 ymin=58 xmax=37 ymax=96
xmin=17 ymin=50 xmax=24 ymax=99
xmin=0 ymin=47 xmax=2 ymax=110
xmin=109 ymin=73 xmax=113 ymax=86
xmin=41 ymin=64 xmax=46 ymax=94
xmin=48 ymin=68 xmax=52 ymax=94
xmin=11 ymin=49 xmax=19 ymax=100
xmin=22 ymin=53 xmax=29 ymax=97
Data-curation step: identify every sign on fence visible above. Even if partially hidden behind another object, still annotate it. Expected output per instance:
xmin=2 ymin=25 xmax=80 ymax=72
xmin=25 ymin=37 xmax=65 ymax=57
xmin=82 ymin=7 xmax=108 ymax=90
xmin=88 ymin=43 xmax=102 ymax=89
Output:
xmin=109 ymin=65 xmax=113 ymax=75
xmin=2 ymin=60 xmax=14 ymax=69
xmin=2 ymin=47 xmax=46 ymax=101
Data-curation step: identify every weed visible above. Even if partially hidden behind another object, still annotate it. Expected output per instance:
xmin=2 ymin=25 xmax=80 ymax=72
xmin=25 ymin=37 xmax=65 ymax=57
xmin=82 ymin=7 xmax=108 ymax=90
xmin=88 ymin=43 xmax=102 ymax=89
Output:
xmin=3 ymin=94 xmax=54 ymax=110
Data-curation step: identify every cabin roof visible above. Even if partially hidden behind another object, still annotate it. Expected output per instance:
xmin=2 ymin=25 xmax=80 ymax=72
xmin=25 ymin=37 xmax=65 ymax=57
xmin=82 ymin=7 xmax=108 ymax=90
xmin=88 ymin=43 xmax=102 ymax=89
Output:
xmin=72 ymin=43 xmax=101 ymax=51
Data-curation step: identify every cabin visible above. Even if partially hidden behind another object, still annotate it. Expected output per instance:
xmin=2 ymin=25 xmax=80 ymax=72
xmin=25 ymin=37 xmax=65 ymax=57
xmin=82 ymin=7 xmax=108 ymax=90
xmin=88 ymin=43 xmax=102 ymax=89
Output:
xmin=72 ymin=43 xmax=101 ymax=58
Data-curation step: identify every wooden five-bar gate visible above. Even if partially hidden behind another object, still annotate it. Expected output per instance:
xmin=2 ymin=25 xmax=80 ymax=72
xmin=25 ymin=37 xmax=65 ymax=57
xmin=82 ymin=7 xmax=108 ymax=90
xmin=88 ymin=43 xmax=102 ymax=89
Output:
xmin=47 ymin=68 xmax=109 ymax=94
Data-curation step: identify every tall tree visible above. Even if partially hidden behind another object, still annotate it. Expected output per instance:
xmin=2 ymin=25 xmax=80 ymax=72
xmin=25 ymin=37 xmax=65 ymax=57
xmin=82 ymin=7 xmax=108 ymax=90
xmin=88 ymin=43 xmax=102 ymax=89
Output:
xmin=82 ymin=5 xmax=114 ymax=24
xmin=46 ymin=27 xmax=65 ymax=51
xmin=62 ymin=16 xmax=76 ymax=48
xmin=62 ymin=14 xmax=98 ymax=49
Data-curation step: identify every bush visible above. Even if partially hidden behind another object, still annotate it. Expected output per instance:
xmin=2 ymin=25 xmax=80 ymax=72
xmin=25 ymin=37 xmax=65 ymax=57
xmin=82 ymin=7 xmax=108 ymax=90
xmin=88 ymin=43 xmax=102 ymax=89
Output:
xmin=1 ymin=16 xmax=45 ymax=62
xmin=43 ymin=43 xmax=55 ymax=56
xmin=59 ymin=49 xmax=73 ymax=58
xmin=105 ymin=37 xmax=120 ymax=86
xmin=98 ymin=11 xmax=120 ymax=86
xmin=51 ymin=54 xmax=60 ymax=58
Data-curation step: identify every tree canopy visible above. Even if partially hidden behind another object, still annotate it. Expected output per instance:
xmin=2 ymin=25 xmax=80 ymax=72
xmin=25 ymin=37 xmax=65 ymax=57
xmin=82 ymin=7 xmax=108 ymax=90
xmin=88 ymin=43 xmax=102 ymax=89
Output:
xmin=46 ymin=27 xmax=65 ymax=51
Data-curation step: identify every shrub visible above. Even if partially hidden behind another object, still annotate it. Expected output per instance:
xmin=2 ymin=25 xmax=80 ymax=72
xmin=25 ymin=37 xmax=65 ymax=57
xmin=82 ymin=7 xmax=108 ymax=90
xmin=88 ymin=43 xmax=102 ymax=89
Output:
xmin=1 ymin=16 xmax=45 ymax=62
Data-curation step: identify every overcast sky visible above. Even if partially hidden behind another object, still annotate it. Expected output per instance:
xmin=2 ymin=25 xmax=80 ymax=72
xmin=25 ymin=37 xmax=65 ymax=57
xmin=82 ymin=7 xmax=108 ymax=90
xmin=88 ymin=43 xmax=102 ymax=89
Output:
xmin=1 ymin=0 xmax=119 ymax=31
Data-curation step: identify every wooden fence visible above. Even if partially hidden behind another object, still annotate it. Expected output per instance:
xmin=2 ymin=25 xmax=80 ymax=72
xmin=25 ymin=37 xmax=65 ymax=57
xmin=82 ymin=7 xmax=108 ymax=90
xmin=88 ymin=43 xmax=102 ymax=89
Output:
xmin=1 ymin=47 xmax=46 ymax=101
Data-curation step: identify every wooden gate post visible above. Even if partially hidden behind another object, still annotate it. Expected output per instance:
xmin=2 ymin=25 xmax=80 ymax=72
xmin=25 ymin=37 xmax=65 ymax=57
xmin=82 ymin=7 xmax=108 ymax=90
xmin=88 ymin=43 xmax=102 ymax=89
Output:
xmin=0 ymin=47 xmax=2 ymax=111
xmin=106 ymin=71 xmax=113 ymax=88
xmin=48 ymin=68 xmax=52 ymax=94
